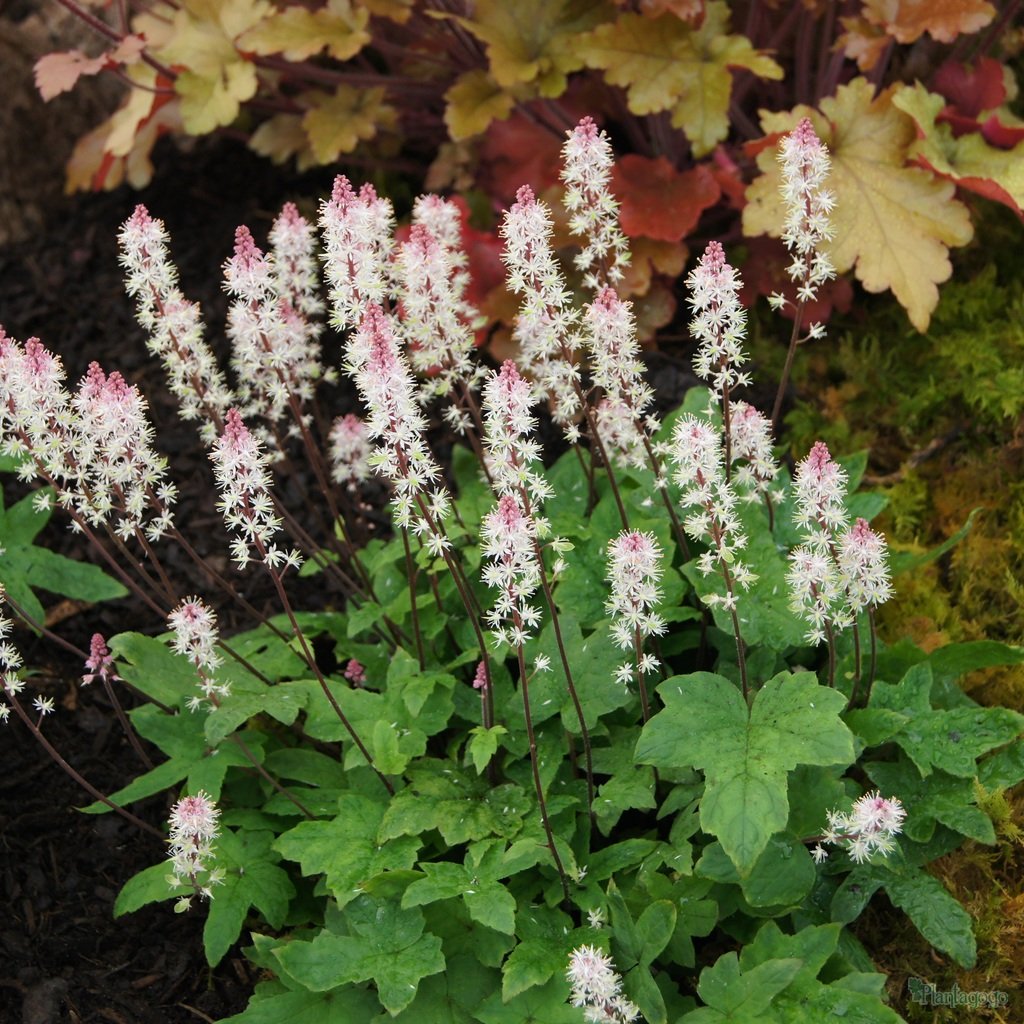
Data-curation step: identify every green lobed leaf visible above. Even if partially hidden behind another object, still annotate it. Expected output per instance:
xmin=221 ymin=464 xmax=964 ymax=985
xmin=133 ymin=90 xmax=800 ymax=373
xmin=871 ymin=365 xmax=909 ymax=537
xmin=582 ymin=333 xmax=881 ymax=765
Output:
xmin=637 ymin=672 xmax=854 ymax=874
xmin=274 ymin=793 xmax=422 ymax=908
xmin=274 ymin=896 xmax=445 ymax=1014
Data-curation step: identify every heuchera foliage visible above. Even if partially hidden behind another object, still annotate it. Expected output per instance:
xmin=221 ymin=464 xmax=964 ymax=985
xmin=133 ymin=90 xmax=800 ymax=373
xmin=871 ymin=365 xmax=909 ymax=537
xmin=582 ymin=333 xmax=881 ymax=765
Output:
xmin=2 ymin=117 xmax=1024 ymax=1024
xmin=37 ymin=0 xmax=1024 ymax=331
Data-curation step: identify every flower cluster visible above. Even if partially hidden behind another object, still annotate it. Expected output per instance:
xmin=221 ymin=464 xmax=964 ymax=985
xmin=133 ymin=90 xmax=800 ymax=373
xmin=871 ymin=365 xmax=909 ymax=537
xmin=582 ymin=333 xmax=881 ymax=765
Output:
xmin=772 ymin=116 xmax=836 ymax=322
xmin=268 ymin=201 xmax=326 ymax=324
xmin=224 ymin=225 xmax=324 ymax=445
xmin=72 ymin=361 xmax=177 ymax=541
xmin=166 ymin=791 xmax=224 ymax=912
xmin=686 ymin=241 xmax=750 ymax=400
xmin=168 ymin=597 xmax=228 ymax=710
xmin=788 ymin=443 xmax=891 ymax=644
xmin=319 ymin=176 xmax=395 ymax=332
xmin=838 ymin=517 xmax=893 ymax=614
xmin=81 ymin=633 xmax=117 ymax=687
xmin=0 ymin=596 xmax=24 ymax=725
xmin=481 ymin=494 xmax=542 ymax=647
xmin=561 ymin=116 xmax=630 ymax=289
xmin=482 ymin=360 xmax=551 ymax=510
xmin=501 ymin=185 xmax=583 ymax=434
xmin=345 ymin=305 xmax=450 ymax=546
xmin=328 ymin=413 xmax=372 ymax=490
xmin=567 ymin=945 xmax=640 ymax=1023
xmin=393 ymin=213 xmax=482 ymax=428
xmin=210 ymin=409 xmax=300 ymax=572
xmin=669 ymin=414 xmax=756 ymax=609
xmin=811 ymin=790 xmax=906 ymax=865
xmin=0 ymin=331 xmax=175 ymax=542
xmin=728 ymin=401 xmax=779 ymax=501
xmin=606 ymin=530 xmax=666 ymax=686
xmin=587 ymin=288 xmax=658 ymax=472
xmin=118 ymin=205 xmax=234 ymax=444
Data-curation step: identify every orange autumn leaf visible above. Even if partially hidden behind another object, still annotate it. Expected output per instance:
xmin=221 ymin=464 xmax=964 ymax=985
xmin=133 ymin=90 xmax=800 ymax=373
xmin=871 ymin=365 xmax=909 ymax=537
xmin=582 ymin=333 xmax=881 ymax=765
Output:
xmin=612 ymin=155 xmax=720 ymax=242
xmin=894 ymin=82 xmax=1024 ymax=219
xmin=860 ymin=0 xmax=995 ymax=44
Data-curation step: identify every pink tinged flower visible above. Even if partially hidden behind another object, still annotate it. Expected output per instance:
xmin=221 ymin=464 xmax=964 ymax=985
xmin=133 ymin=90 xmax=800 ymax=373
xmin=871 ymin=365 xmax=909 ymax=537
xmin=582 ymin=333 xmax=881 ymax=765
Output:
xmin=394 ymin=223 xmax=479 ymax=407
xmin=728 ymin=401 xmax=778 ymax=497
xmin=778 ymin=118 xmax=836 ymax=301
xmin=566 ymin=944 xmax=640 ymax=1023
xmin=606 ymin=530 xmax=666 ymax=683
xmin=348 ymin=305 xmax=451 ymax=542
xmin=328 ymin=414 xmax=371 ymax=489
xmin=225 ymin=225 xmax=323 ymax=437
xmin=73 ymin=361 xmax=176 ymax=541
xmin=816 ymin=791 xmax=905 ymax=865
xmin=500 ymin=187 xmax=581 ymax=428
xmin=793 ymin=440 xmax=849 ymax=542
xmin=472 ymin=661 xmax=488 ymax=691
xmin=838 ymin=517 xmax=893 ymax=613
xmin=169 ymin=597 xmax=222 ymax=676
xmin=669 ymin=414 xmax=756 ymax=598
xmin=82 ymin=633 xmax=117 ymax=686
xmin=481 ymin=494 xmax=542 ymax=646
xmin=269 ymin=201 xmax=325 ymax=321
xmin=167 ymin=790 xmax=223 ymax=908
xmin=210 ymin=409 xmax=299 ymax=571
xmin=319 ymin=176 xmax=395 ymax=331
xmin=586 ymin=288 xmax=654 ymax=469
xmin=411 ymin=194 xmax=466 ymax=259
xmin=786 ymin=543 xmax=847 ymax=645
xmin=344 ymin=658 xmax=366 ymax=685
xmin=117 ymin=206 xmax=234 ymax=445
xmin=482 ymin=360 xmax=550 ymax=507
xmin=560 ymin=116 xmax=630 ymax=288
xmin=686 ymin=241 xmax=750 ymax=396
xmin=606 ymin=530 xmax=666 ymax=647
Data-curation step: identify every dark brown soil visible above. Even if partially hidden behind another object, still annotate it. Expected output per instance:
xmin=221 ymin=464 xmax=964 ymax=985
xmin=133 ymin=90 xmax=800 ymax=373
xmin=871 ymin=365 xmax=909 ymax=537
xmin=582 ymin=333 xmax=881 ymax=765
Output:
xmin=0 ymin=127 xmax=344 ymax=1024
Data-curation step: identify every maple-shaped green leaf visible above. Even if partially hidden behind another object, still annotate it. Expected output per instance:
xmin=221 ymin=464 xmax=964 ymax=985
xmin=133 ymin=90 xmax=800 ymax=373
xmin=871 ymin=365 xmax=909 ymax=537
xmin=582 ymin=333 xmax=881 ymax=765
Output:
xmin=203 ymin=828 xmax=295 ymax=966
xmin=238 ymin=0 xmax=370 ymax=61
xmin=402 ymin=860 xmax=516 ymax=935
xmin=454 ymin=0 xmax=611 ymax=98
xmin=302 ymin=85 xmax=395 ymax=163
xmin=578 ymin=3 xmax=782 ymax=155
xmin=689 ymin=951 xmax=802 ymax=1020
xmin=273 ymin=896 xmax=445 ymax=1015
xmin=0 ymin=487 xmax=126 ymax=628
xmin=743 ymin=78 xmax=974 ymax=331
xmin=865 ymin=661 xmax=1024 ymax=778
xmin=893 ymin=82 xmax=1024 ymax=217
xmin=636 ymin=672 xmax=854 ymax=874
xmin=273 ymin=793 xmax=422 ymax=907
xmin=218 ymin=982 xmax=380 ymax=1023
xmin=444 ymin=69 xmax=518 ymax=141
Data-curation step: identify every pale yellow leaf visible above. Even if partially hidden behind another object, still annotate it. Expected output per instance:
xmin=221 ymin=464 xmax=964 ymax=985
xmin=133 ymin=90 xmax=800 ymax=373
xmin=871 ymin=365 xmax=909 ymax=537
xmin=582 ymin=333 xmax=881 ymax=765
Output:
xmin=457 ymin=0 xmax=610 ymax=96
xmin=578 ymin=2 xmax=781 ymax=155
xmin=444 ymin=69 xmax=517 ymax=141
xmin=302 ymin=85 xmax=394 ymax=163
xmin=238 ymin=2 xmax=370 ymax=61
xmin=249 ymin=113 xmax=310 ymax=164
xmin=360 ymin=0 xmax=415 ymax=20
xmin=743 ymin=78 xmax=974 ymax=331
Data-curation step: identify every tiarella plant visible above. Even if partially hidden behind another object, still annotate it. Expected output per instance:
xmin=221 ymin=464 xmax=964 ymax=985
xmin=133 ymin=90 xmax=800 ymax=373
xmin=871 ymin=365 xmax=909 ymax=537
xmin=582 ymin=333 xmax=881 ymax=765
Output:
xmin=2 ymin=117 xmax=1023 ymax=1024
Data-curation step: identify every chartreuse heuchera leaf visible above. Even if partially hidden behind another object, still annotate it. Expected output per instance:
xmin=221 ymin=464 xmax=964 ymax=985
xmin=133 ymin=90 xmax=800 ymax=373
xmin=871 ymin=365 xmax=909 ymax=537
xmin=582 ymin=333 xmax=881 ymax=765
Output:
xmin=636 ymin=672 xmax=855 ymax=874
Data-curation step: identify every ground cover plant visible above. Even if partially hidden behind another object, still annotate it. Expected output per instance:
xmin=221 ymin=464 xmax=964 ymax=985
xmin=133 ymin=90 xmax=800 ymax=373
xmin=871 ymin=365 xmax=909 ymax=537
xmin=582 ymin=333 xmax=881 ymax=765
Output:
xmin=2 ymin=114 xmax=1024 ymax=1024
